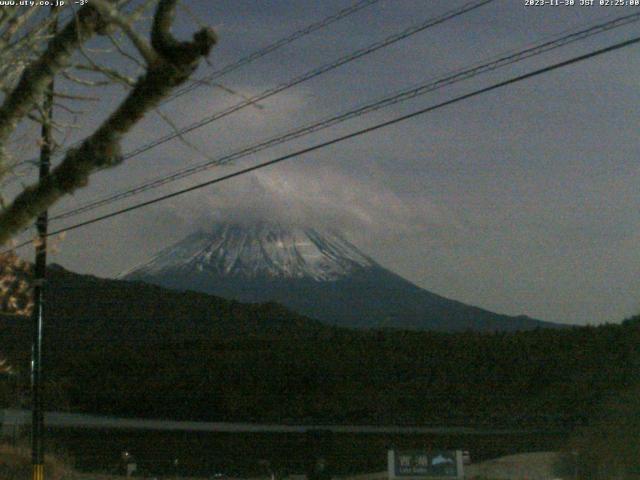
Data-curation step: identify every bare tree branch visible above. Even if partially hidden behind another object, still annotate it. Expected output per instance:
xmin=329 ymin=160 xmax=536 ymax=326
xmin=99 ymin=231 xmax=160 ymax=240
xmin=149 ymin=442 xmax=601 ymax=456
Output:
xmin=90 ymin=0 xmax=158 ymax=64
xmin=106 ymin=31 xmax=146 ymax=69
xmin=0 ymin=5 xmax=103 ymax=170
xmin=76 ymin=47 xmax=137 ymax=86
xmin=0 ymin=0 xmax=217 ymax=246
xmin=61 ymin=70 xmax=112 ymax=88
xmin=153 ymin=107 xmax=220 ymax=162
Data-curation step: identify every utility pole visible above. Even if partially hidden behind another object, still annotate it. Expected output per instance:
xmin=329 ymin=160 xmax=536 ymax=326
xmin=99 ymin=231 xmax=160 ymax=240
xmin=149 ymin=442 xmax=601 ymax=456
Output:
xmin=32 ymin=9 xmax=56 ymax=480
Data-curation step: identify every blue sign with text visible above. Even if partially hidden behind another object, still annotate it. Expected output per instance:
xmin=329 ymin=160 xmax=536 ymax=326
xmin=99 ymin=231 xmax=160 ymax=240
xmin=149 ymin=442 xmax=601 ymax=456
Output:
xmin=393 ymin=450 xmax=459 ymax=478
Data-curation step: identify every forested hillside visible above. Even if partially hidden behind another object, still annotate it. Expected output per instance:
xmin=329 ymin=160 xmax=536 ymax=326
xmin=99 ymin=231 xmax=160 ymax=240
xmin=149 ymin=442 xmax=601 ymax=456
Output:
xmin=0 ymin=267 xmax=638 ymax=428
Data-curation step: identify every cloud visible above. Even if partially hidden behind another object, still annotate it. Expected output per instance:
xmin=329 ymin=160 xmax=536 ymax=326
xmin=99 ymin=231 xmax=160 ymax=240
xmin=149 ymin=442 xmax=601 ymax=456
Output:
xmin=167 ymin=165 xmax=465 ymax=248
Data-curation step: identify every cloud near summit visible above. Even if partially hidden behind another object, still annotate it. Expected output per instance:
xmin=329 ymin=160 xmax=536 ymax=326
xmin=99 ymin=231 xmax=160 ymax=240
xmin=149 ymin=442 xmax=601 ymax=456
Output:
xmin=177 ymin=167 xmax=465 ymax=247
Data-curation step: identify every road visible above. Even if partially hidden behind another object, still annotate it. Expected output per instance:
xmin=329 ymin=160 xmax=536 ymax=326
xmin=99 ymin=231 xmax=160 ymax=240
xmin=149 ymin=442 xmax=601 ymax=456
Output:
xmin=1 ymin=409 xmax=561 ymax=435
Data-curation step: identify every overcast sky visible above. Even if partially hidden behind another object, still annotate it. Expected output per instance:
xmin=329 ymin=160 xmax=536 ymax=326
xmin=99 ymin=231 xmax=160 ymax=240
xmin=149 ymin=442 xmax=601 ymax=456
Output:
xmin=8 ymin=0 xmax=640 ymax=325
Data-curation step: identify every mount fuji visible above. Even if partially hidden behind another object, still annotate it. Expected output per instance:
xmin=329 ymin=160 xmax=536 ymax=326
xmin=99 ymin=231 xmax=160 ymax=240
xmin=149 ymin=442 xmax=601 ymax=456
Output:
xmin=121 ymin=222 xmax=559 ymax=331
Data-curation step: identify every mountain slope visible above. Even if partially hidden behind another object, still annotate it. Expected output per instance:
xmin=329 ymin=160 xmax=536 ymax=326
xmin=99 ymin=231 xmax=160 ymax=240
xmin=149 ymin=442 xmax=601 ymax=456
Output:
xmin=123 ymin=222 xmax=560 ymax=331
xmin=0 ymin=264 xmax=325 ymax=354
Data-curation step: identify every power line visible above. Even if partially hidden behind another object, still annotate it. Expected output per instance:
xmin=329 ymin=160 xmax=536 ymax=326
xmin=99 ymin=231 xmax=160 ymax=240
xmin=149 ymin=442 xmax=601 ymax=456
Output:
xmin=3 ymin=0 xmax=495 ymax=244
xmin=12 ymin=0 xmax=494 ymax=176
xmin=6 ymin=33 xmax=639 ymax=253
xmin=11 ymin=0 xmax=383 ymax=171
xmin=162 ymin=0 xmax=384 ymax=105
xmin=50 ymin=10 xmax=640 ymax=222
xmin=120 ymin=0 xmax=496 ymax=160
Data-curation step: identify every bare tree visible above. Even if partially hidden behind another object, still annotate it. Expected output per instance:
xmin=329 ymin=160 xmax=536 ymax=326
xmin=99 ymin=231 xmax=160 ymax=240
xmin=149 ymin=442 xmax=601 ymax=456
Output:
xmin=0 ymin=0 xmax=217 ymax=247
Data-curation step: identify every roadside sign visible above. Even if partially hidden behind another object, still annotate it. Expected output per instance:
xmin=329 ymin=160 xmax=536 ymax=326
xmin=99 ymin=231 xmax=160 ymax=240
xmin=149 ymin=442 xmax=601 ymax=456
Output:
xmin=388 ymin=450 xmax=463 ymax=479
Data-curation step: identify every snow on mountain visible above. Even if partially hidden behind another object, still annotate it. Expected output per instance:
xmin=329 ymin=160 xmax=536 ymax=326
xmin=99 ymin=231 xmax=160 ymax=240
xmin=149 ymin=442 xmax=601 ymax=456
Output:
xmin=121 ymin=221 xmax=560 ymax=331
xmin=121 ymin=222 xmax=375 ymax=282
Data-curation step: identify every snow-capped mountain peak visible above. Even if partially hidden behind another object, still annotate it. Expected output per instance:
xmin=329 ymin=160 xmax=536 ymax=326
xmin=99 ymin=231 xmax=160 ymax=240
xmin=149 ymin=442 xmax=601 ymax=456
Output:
xmin=120 ymin=221 xmax=557 ymax=331
xmin=122 ymin=222 xmax=375 ymax=282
